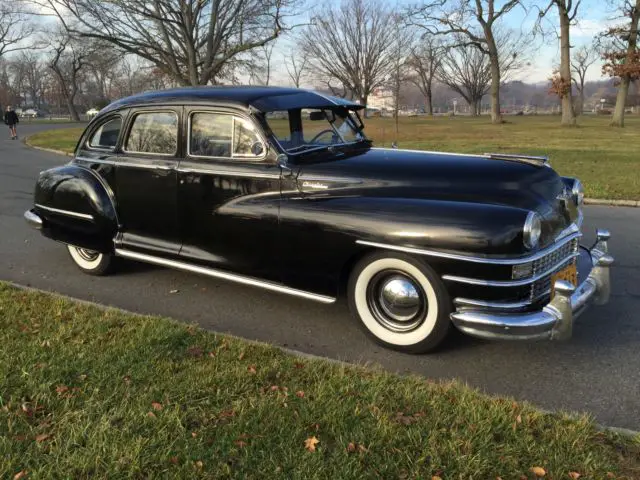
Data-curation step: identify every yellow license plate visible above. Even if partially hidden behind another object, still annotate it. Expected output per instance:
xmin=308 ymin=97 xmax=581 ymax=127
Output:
xmin=550 ymin=263 xmax=578 ymax=299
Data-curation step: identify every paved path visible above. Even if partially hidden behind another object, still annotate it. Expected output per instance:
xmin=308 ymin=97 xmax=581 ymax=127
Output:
xmin=2 ymin=124 xmax=639 ymax=430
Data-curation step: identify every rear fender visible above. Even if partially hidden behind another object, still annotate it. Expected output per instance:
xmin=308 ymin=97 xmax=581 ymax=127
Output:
xmin=34 ymin=164 xmax=119 ymax=253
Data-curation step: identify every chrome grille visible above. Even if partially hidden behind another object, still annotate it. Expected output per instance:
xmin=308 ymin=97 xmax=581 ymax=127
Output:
xmin=530 ymin=238 xmax=579 ymax=301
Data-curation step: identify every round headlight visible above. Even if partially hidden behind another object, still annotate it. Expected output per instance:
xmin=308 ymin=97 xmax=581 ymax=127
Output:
xmin=572 ymin=179 xmax=584 ymax=206
xmin=524 ymin=211 xmax=542 ymax=250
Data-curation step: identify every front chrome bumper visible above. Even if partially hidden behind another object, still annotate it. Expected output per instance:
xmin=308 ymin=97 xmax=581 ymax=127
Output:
xmin=450 ymin=229 xmax=613 ymax=341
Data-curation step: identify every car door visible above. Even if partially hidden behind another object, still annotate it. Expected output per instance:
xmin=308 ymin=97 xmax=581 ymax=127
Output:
xmin=115 ymin=108 xmax=182 ymax=256
xmin=177 ymin=108 xmax=282 ymax=281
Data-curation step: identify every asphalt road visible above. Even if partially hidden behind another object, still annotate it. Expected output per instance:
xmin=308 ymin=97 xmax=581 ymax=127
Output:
xmin=2 ymin=124 xmax=639 ymax=430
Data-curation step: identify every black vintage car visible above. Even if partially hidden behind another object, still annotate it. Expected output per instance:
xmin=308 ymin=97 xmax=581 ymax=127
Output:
xmin=24 ymin=86 xmax=614 ymax=353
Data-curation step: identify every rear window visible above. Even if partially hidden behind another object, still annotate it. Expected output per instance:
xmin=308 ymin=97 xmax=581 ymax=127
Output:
xmin=125 ymin=111 xmax=178 ymax=155
xmin=88 ymin=117 xmax=122 ymax=150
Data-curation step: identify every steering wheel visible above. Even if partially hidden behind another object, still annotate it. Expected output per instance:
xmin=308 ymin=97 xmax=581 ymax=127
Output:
xmin=309 ymin=129 xmax=336 ymax=144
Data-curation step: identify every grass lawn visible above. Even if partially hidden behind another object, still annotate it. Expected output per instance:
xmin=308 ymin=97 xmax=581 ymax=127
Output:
xmin=26 ymin=115 xmax=640 ymax=200
xmin=26 ymin=127 xmax=85 ymax=154
xmin=1 ymin=282 xmax=639 ymax=479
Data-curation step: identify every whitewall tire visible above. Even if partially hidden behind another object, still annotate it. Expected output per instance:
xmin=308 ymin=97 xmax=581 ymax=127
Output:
xmin=348 ymin=252 xmax=451 ymax=353
xmin=67 ymin=245 xmax=114 ymax=276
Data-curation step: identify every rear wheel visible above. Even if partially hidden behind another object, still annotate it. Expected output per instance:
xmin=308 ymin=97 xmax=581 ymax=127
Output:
xmin=67 ymin=245 xmax=114 ymax=276
xmin=348 ymin=252 xmax=451 ymax=353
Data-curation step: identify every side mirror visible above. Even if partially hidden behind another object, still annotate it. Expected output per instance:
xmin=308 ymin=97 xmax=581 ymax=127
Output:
xmin=251 ymin=141 xmax=265 ymax=156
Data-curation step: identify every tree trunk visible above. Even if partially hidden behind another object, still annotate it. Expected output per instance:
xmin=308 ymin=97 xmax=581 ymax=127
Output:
xmin=610 ymin=0 xmax=639 ymax=127
xmin=487 ymin=41 xmax=503 ymax=124
xmin=558 ymin=8 xmax=576 ymax=126
xmin=611 ymin=76 xmax=631 ymax=127
xmin=577 ymin=88 xmax=584 ymax=116
xmin=426 ymin=90 xmax=433 ymax=116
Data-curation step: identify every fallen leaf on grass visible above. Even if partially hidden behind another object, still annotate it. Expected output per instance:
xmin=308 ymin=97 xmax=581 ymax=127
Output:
xmin=295 ymin=391 xmax=305 ymax=398
xmin=606 ymin=474 xmax=615 ymax=479
xmin=530 ymin=466 xmax=546 ymax=477
xmin=294 ymin=362 xmax=305 ymax=369
xmin=304 ymin=436 xmax=319 ymax=452
xmin=432 ymin=476 xmax=442 ymax=480
xmin=191 ymin=431 xmax=197 ymax=438
xmin=169 ymin=456 xmax=179 ymax=465
xmin=13 ymin=471 xmax=27 ymax=480
xmin=194 ymin=460 xmax=203 ymax=469
xmin=35 ymin=433 xmax=51 ymax=443
xmin=146 ymin=412 xmax=156 ymax=418
xmin=55 ymin=385 xmax=69 ymax=395
xmin=151 ymin=402 xmax=163 ymax=411
xmin=247 ymin=365 xmax=257 ymax=374
xmin=123 ymin=376 xmax=131 ymax=385
xmin=238 ymin=351 xmax=245 ymax=360
xmin=234 ymin=440 xmax=247 ymax=448
xmin=346 ymin=442 xmax=367 ymax=453
xmin=169 ymin=289 xmax=179 ymax=294
xmin=516 ymin=414 xmax=522 ymax=424
xmin=568 ymin=472 xmax=581 ymax=479
xmin=394 ymin=412 xmax=419 ymax=425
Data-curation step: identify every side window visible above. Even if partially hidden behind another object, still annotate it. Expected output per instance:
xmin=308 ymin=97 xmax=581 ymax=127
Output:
xmin=190 ymin=113 xmax=232 ymax=157
xmin=233 ymin=117 xmax=262 ymax=157
xmin=88 ymin=117 xmax=122 ymax=150
xmin=189 ymin=113 xmax=264 ymax=159
xmin=125 ymin=112 xmax=178 ymax=155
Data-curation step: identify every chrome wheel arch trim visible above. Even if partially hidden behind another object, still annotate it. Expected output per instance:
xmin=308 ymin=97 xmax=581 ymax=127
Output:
xmin=114 ymin=249 xmax=336 ymax=304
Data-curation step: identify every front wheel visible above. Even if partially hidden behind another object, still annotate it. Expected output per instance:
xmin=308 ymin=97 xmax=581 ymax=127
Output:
xmin=348 ymin=252 xmax=451 ymax=354
xmin=67 ymin=245 xmax=114 ymax=276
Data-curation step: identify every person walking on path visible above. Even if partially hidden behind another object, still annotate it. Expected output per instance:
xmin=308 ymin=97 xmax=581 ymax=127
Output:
xmin=4 ymin=106 xmax=19 ymax=140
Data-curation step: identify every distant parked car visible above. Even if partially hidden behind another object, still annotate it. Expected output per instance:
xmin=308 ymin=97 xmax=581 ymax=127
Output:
xmin=86 ymin=108 xmax=100 ymax=117
xmin=24 ymin=86 xmax=614 ymax=353
xmin=21 ymin=108 xmax=40 ymax=118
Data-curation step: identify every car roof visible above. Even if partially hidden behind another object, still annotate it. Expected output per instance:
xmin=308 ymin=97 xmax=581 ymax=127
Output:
xmin=99 ymin=86 xmax=364 ymax=116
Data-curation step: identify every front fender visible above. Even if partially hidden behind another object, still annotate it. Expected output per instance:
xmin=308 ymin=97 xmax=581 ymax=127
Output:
xmin=33 ymin=165 xmax=118 ymax=252
xmin=283 ymin=196 xmax=528 ymax=255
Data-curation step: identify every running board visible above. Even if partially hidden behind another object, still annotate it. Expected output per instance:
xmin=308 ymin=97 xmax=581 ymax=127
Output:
xmin=114 ymin=248 xmax=336 ymax=304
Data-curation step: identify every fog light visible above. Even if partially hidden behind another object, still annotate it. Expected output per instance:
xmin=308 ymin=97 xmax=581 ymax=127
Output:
xmin=512 ymin=262 xmax=533 ymax=279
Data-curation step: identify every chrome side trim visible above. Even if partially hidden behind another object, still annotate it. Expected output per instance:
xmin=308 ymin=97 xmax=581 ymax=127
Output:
xmin=114 ymin=249 xmax=336 ymax=304
xmin=76 ymin=157 xmax=173 ymax=171
xmin=454 ymin=297 xmax=532 ymax=311
xmin=35 ymin=204 xmax=94 ymax=221
xmin=356 ymin=232 xmax=581 ymax=265
xmin=177 ymin=168 xmax=281 ymax=179
xmin=442 ymin=252 xmax=579 ymax=287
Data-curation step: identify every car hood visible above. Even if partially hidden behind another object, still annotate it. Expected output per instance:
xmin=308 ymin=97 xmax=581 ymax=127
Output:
xmin=297 ymin=147 xmax=564 ymax=211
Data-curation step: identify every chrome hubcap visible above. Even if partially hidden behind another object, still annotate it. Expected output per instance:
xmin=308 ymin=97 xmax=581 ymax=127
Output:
xmin=367 ymin=271 xmax=427 ymax=332
xmin=379 ymin=276 xmax=421 ymax=321
xmin=76 ymin=248 xmax=100 ymax=262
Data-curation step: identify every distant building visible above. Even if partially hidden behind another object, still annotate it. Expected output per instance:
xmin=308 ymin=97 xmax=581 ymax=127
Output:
xmin=367 ymin=88 xmax=394 ymax=111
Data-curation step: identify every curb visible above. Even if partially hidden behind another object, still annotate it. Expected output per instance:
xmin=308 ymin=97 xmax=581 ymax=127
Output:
xmin=4 ymin=280 xmax=640 ymax=440
xmin=18 ymin=138 xmax=640 ymax=207
xmin=585 ymin=198 xmax=640 ymax=207
xmin=22 ymin=136 xmax=74 ymax=157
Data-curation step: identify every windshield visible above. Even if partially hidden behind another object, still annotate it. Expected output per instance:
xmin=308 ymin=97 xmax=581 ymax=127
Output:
xmin=264 ymin=108 xmax=367 ymax=154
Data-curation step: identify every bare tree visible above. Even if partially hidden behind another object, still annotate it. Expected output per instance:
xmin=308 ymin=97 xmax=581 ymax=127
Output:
xmin=387 ymin=18 xmax=414 ymax=142
xmin=571 ymin=44 xmax=599 ymax=115
xmin=300 ymin=0 xmax=398 ymax=107
xmin=538 ymin=0 xmax=583 ymax=126
xmin=599 ymin=0 xmax=640 ymax=127
xmin=408 ymin=0 xmax=526 ymax=124
xmin=0 ymin=4 xmax=35 ymax=59
xmin=85 ymin=43 xmax=121 ymax=102
xmin=11 ymin=52 xmax=46 ymax=108
xmin=34 ymin=0 xmax=302 ymax=86
xmin=284 ymin=48 xmax=309 ymax=87
xmin=47 ymin=32 xmax=91 ymax=120
xmin=408 ymin=36 xmax=445 ymax=116
xmin=437 ymin=41 xmax=491 ymax=116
